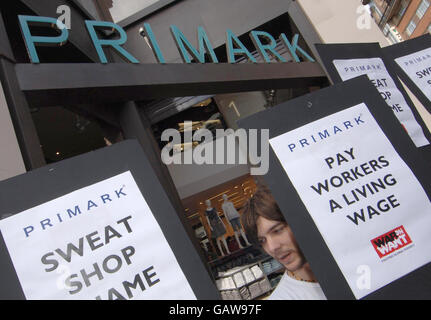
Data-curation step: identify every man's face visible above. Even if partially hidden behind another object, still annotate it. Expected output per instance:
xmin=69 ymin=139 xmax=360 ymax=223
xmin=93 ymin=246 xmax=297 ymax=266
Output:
xmin=256 ymin=216 xmax=306 ymax=272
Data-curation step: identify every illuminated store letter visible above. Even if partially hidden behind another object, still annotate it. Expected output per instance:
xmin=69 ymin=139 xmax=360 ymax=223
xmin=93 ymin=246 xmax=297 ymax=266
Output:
xmin=226 ymin=29 xmax=257 ymax=64
xmin=280 ymin=33 xmax=315 ymax=63
xmin=141 ymin=23 xmax=166 ymax=63
xmin=85 ymin=20 xmax=139 ymax=64
xmin=18 ymin=15 xmax=69 ymax=64
xmin=170 ymin=25 xmax=218 ymax=63
xmin=250 ymin=30 xmax=287 ymax=63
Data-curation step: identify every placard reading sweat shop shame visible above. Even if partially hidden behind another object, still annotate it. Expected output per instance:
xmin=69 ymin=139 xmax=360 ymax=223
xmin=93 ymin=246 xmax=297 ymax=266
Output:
xmin=269 ymin=103 xmax=431 ymax=299
xmin=332 ymin=58 xmax=429 ymax=148
xmin=395 ymin=47 xmax=431 ymax=105
xmin=0 ymin=171 xmax=196 ymax=300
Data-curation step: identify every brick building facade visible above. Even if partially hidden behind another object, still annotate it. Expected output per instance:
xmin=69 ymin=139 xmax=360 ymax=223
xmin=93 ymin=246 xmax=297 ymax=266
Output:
xmin=371 ymin=0 xmax=431 ymax=41
xmin=398 ymin=0 xmax=431 ymax=39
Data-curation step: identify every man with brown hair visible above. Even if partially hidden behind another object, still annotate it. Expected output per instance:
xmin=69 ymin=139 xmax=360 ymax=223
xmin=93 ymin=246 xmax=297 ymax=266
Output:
xmin=241 ymin=184 xmax=326 ymax=300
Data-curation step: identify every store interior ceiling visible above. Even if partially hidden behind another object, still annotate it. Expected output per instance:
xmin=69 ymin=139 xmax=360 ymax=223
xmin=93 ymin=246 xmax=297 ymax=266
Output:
xmin=151 ymin=97 xmax=226 ymax=151
xmin=182 ymin=175 xmax=257 ymax=229
xmin=30 ymin=94 xmax=224 ymax=164
xmin=31 ymin=106 xmax=107 ymax=164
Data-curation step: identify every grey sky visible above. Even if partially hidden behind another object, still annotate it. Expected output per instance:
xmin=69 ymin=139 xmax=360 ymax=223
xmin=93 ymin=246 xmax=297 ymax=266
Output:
xmin=109 ymin=0 xmax=160 ymax=22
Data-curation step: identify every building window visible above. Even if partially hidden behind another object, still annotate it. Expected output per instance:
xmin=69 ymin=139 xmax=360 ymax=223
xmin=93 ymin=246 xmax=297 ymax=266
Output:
xmin=370 ymin=2 xmax=383 ymax=18
xmin=393 ymin=0 xmax=411 ymax=25
xmin=406 ymin=20 xmax=417 ymax=36
xmin=416 ymin=0 xmax=430 ymax=19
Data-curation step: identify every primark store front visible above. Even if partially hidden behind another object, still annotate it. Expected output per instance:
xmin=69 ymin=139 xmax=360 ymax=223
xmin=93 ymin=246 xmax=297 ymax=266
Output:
xmin=2 ymin=0 xmax=429 ymax=301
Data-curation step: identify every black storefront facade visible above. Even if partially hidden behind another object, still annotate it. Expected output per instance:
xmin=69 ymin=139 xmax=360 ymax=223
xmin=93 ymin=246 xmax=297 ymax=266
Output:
xmin=0 ymin=0 xmax=332 ymax=300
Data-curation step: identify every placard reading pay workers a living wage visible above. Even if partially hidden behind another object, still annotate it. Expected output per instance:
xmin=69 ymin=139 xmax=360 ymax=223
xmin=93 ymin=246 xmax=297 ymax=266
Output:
xmin=333 ymin=58 xmax=429 ymax=148
xmin=269 ymin=103 xmax=431 ymax=299
xmin=0 ymin=171 xmax=196 ymax=300
xmin=395 ymin=47 xmax=431 ymax=106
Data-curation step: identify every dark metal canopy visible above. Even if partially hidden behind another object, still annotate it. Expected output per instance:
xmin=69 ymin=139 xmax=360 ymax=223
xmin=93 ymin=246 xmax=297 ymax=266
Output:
xmin=15 ymin=61 xmax=327 ymax=107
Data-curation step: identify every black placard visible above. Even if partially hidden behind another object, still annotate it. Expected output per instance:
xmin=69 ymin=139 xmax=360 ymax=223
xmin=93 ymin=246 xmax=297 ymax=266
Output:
xmin=0 ymin=140 xmax=220 ymax=300
xmin=315 ymin=42 xmax=431 ymax=161
xmin=237 ymin=76 xmax=431 ymax=300
xmin=382 ymin=34 xmax=431 ymax=114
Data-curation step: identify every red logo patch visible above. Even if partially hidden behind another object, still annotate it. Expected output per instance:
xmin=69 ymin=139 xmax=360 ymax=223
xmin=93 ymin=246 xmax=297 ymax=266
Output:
xmin=371 ymin=226 xmax=412 ymax=259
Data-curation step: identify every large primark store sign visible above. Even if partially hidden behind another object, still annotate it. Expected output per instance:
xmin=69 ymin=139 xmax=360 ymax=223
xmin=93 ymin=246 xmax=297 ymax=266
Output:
xmin=18 ymin=15 xmax=315 ymax=64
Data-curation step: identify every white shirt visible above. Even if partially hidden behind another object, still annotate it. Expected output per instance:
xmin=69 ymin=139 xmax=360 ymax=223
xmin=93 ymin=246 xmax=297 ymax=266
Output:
xmin=221 ymin=201 xmax=240 ymax=220
xmin=269 ymin=272 xmax=327 ymax=300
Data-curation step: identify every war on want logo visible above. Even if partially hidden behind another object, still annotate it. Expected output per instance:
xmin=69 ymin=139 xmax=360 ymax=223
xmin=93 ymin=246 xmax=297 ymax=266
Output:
xmin=371 ymin=226 xmax=413 ymax=259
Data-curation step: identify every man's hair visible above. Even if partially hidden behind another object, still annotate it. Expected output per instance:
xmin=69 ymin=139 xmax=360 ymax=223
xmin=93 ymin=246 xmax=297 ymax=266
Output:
xmin=241 ymin=183 xmax=286 ymax=246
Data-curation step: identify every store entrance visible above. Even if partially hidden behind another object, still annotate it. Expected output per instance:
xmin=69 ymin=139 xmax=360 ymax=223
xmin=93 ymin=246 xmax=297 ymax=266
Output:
xmin=8 ymin=45 xmax=328 ymax=301
xmin=181 ymin=174 xmax=286 ymax=300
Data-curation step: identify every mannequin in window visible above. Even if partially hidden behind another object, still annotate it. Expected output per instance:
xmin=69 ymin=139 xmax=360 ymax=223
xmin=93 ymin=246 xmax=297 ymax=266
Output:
xmin=222 ymin=194 xmax=252 ymax=248
xmin=205 ymin=199 xmax=231 ymax=257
